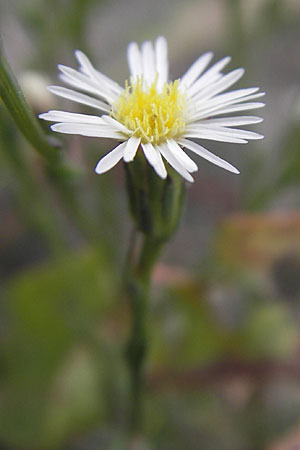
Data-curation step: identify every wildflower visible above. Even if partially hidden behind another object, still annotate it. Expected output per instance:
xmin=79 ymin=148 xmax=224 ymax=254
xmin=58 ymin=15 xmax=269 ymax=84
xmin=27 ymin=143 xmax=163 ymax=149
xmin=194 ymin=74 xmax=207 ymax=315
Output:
xmin=39 ymin=37 xmax=265 ymax=182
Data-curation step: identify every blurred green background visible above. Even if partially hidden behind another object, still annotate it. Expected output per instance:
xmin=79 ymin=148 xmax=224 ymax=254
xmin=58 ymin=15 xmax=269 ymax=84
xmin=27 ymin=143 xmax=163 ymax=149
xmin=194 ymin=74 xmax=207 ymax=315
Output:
xmin=1 ymin=0 xmax=300 ymax=449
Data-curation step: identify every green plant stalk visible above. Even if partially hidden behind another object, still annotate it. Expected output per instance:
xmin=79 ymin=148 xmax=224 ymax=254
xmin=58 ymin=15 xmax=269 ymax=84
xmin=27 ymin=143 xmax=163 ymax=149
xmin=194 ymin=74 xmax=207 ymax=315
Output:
xmin=0 ymin=44 xmax=108 ymax=248
xmin=227 ymin=0 xmax=246 ymax=66
xmin=0 ymin=43 xmax=60 ymax=165
xmin=0 ymin=105 xmax=67 ymax=256
xmin=124 ymin=155 xmax=185 ymax=434
xmin=125 ymin=232 xmax=164 ymax=433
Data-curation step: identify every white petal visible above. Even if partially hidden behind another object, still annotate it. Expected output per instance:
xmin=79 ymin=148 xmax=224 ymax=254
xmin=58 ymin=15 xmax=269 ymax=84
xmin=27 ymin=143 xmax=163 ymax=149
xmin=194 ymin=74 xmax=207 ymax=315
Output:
xmin=193 ymin=116 xmax=263 ymax=127
xmin=186 ymin=124 xmax=264 ymax=140
xmin=95 ymin=142 xmax=127 ymax=174
xmin=193 ymin=68 xmax=245 ymax=102
xmin=230 ymin=92 xmax=266 ymax=103
xmin=178 ymin=138 xmax=240 ymax=174
xmin=47 ymin=86 xmax=110 ymax=112
xmin=179 ymin=52 xmax=213 ymax=89
xmin=158 ymin=143 xmax=194 ymax=182
xmin=141 ymin=142 xmax=167 ymax=178
xmin=166 ymin=139 xmax=198 ymax=172
xmin=51 ymin=122 xmax=125 ymax=139
xmin=39 ymin=110 xmax=104 ymax=124
xmin=155 ymin=36 xmax=168 ymax=91
xmin=58 ymin=64 xmax=116 ymax=103
xmin=150 ymin=146 xmax=168 ymax=179
xmin=190 ymin=87 xmax=260 ymax=113
xmin=184 ymin=129 xmax=248 ymax=144
xmin=187 ymin=88 xmax=262 ymax=121
xmin=206 ymin=102 xmax=265 ymax=117
xmin=127 ymin=42 xmax=142 ymax=81
xmin=141 ymin=41 xmax=156 ymax=85
xmin=141 ymin=142 xmax=158 ymax=166
xmin=207 ymin=87 xmax=260 ymax=105
xmin=187 ymin=73 xmax=222 ymax=98
xmin=59 ymin=73 xmax=106 ymax=100
xmin=101 ymin=115 xmax=131 ymax=133
xmin=74 ymin=50 xmax=123 ymax=95
xmin=188 ymin=56 xmax=231 ymax=96
xmin=123 ymin=136 xmax=141 ymax=162
xmin=188 ymin=100 xmax=265 ymax=122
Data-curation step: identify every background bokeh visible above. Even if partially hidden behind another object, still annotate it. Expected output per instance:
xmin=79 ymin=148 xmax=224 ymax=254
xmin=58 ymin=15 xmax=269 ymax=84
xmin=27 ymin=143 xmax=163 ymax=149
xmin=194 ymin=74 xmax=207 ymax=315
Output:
xmin=1 ymin=0 xmax=300 ymax=449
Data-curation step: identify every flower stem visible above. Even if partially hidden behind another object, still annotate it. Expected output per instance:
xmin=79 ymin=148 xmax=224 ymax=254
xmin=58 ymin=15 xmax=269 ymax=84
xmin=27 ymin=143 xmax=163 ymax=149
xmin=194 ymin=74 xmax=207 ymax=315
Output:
xmin=0 ymin=42 xmax=61 ymax=165
xmin=125 ymin=232 xmax=164 ymax=434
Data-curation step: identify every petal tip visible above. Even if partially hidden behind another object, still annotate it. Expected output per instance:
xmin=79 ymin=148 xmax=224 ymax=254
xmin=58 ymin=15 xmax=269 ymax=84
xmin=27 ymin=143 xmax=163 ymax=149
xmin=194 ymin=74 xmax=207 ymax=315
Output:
xmin=47 ymin=86 xmax=57 ymax=94
xmin=74 ymin=49 xmax=85 ymax=59
xmin=123 ymin=156 xmax=134 ymax=163
xmin=156 ymin=35 xmax=167 ymax=44
xmin=94 ymin=162 xmax=104 ymax=174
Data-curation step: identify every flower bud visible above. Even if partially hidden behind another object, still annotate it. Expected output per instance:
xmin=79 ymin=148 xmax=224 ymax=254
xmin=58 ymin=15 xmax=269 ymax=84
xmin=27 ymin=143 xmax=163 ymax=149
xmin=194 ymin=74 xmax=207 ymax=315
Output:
xmin=124 ymin=152 xmax=185 ymax=242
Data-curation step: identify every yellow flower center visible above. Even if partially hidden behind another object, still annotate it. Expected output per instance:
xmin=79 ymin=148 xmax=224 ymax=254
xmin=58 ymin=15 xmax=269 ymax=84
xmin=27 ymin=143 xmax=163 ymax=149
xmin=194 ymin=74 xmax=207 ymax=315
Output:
xmin=111 ymin=77 xmax=187 ymax=145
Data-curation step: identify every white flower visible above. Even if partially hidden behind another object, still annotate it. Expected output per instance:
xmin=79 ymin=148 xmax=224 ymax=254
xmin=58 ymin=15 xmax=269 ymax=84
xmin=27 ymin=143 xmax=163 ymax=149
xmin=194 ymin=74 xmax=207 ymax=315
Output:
xmin=39 ymin=37 xmax=265 ymax=182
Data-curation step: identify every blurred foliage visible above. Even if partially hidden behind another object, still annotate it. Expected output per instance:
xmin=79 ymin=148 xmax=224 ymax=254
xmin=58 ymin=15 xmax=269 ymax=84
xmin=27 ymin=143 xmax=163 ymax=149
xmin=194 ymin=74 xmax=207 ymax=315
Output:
xmin=1 ymin=0 xmax=300 ymax=449
xmin=19 ymin=0 xmax=106 ymax=69
xmin=1 ymin=250 xmax=117 ymax=449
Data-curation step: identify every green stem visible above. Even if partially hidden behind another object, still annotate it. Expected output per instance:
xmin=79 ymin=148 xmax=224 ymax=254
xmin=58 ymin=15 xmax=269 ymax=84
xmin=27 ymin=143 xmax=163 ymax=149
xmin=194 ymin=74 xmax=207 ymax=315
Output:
xmin=125 ymin=232 xmax=164 ymax=434
xmin=0 ymin=44 xmax=106 ymax=248
xmin=0 ymin=43 xmax=60 ymax=165
xmin=227 ymin=0 xmax=246 ymax=66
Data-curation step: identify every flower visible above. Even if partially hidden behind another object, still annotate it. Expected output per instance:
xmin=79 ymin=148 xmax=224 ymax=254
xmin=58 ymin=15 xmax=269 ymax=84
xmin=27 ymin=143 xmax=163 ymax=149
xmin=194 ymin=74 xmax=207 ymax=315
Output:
xmin=39 ymin=37 xmax=265 ymax=182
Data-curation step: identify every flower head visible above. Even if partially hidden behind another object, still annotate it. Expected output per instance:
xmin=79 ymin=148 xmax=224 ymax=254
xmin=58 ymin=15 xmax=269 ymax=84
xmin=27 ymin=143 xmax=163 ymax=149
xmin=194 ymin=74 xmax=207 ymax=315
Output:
xmin=39 ymin=37 xmax=265 ymax=182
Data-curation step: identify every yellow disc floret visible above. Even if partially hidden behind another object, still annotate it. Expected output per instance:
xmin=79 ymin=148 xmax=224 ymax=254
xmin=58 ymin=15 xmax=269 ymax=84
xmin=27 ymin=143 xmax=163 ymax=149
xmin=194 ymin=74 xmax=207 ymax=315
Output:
xmin=111 ymin=77 xmax=187 ymax=145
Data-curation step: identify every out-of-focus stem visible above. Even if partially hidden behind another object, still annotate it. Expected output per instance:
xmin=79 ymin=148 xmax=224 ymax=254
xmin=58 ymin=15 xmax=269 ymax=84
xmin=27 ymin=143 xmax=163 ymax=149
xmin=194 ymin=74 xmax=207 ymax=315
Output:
xmin=0 ymin=43 xmax=61 ymax=165
xmin=227 ymin=0 xmax=246 ymax=66
xmin=125 ymin=232 xmax=164 ymax=434
xmin=0 ymin=44 xmax=107 ymax=249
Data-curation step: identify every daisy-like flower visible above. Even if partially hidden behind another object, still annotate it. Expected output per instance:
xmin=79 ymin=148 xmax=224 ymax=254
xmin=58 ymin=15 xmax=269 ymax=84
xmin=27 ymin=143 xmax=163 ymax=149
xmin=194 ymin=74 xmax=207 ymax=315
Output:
xmin=39 ymin=37 xmax=265 ymax=182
